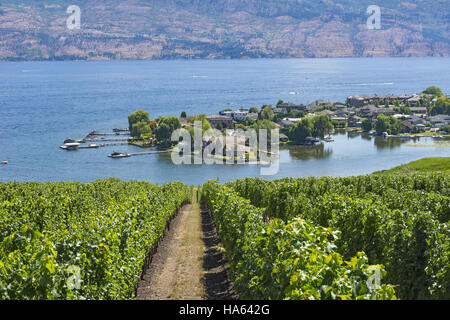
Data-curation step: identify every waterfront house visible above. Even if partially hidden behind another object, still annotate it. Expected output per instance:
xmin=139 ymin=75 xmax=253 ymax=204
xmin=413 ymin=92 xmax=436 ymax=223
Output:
xmin=427 ymin=115 xmax=450 ymax=128
xmin=231 ymin=110 xmax=249 ymax=121
xmin=348 ymin=116 xmax=364 ymax=127
xmin=244 ymin=113 xmax=258 ymax=121
xmin=273 ymin=107 xmax=286 ymax=114
xmin=277 ymin=102 xmax=307 ymax=112
xmin=206 ymin=115 xmax=234 ymax=128
xmin=401 ymin=120 xmax=416 ymax=133
xmin=346 ymin=95 xmax=369 ymax=107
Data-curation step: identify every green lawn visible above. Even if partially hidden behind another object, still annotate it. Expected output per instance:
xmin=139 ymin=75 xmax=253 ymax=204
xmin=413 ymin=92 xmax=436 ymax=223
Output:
xmin=374 ymin=157 xmax=450 ymax=175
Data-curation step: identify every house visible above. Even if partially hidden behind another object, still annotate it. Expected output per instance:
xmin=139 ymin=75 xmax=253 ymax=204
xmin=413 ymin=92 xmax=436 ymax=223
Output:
xmin=410 ymin=107 xmax=428 ymax=114
xmin=272 ymin=107 xmax=286 ymax=114
xmin=316 ymin=110 xmax=334 ymax=118
xmin=348 ymin=116 xmax=364 ymax=127
xmin=347 ymin=95 xmax=370 ymax=107
xmin=232 ymin=110 xmax=249 ymax=121
xmin=376 ymin=108 xmax=396 ymax=116
xmin=331 ymin=116 xmax=347 ymax=122
xmin=206 ymin=115 xmax=234 ymax=128
xmin=280 ymin=119 xmax=296 ymax=128
xmin=333 ymin=109 xmax=350 ymax=117
xmin=427 ymin=115 xmax=450 ymax=128
xmin=401 ymin=120 xmax=415 ymax=133
xmin=244 ymin=113 xmax=258 ymax=121
xmin=219 ymin=110 xmax=233 ymax=117
xmin=360 ymin=105 xmax=378 ymax=116
xmin=277 ymin=102 xmax=307 ymax=112
xmin=333 ymin=103 xmax=347 ymax=109
xmin=407 ymin=94 xmax=425 ymax=107
xmin=409 ymin=115 xmax=426 ymax=125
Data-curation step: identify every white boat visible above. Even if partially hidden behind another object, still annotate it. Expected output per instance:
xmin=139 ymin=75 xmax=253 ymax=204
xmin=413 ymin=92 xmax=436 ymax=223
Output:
xmin=1 ymin=160 xmax=7 ymax=165
xmin=60 ymin=142 xmax=80 ymax=151
xmin=108 ymin=151 xmax=131 ymax=158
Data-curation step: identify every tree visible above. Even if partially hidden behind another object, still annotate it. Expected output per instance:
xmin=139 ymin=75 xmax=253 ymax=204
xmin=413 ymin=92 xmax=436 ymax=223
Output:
xmin=429 ymin=97 xmax=450 ymax=115
xmin=160 ymin=116 xmax=181 ymax=133
xmin=289 ymin=118 xmax=313 ymax=144
xmin=155 ymin=123 xmax=172 ymax=146
xmin=154 ymin=116 xmax=182 ymax=146
xmin=277 ymin=99 xmax=284 ymax=106
xmin=440 ymin=124 xmax=450 ymax=133
xmin=252 ymin=119 xmax=276 ymax=141
xmin=260 ymin=106 xmax=274 ymax=121
xmin=188 ymin=114 xmax=212 ymax=133
xmin=128 ymin=110 xmax=150 ymax=134
xmin=312 ymin=114 xmax=333 ymax=139
xmin=180 ymin=111 xmax=187 ymax=118
xmin=423 ymin=86 xmax=443 ymax=97
xmin=215 ymin=121 xmax=223 ymax=131
xmin=288 ymin=109 xmax=304 ymax=118
xmin=131 ymin=120 xmax=152 ymax=139
xmin=374 ymin=115 xmax=402 ymax=135
xmin=374 ymin=115 xmax=390 ymax=135
xmin=362 ymin=119 xmax=372 ymax=132
xmin=249 ymin=107 xmax=259 ymax=113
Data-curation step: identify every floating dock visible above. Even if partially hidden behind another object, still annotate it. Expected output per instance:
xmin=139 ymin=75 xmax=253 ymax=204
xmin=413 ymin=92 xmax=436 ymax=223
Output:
xmin=108 ymin=150 xmax=171 ymax=158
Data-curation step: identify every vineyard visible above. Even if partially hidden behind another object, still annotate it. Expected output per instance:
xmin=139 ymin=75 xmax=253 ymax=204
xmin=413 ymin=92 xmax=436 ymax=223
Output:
xmin=0 ymin=173 xmax=448 ymax=300
xmin=0 ymin=179 xmax=192 ymax=299
xmin=202 ymin=173 xmax=449 ymax=300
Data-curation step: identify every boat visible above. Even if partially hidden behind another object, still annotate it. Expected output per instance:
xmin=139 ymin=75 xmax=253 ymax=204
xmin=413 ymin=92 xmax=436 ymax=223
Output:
xmin=1 ymin=160 xmax=7 ymax=165
xmin=88 ymin=144 xmax=100 ymax=148
xmin=64 ymin=138 xmax=77 ymax=144
xmin=60 ymin=142 xmax=80 ymax=151
xmin=108 ymin=151 xmax=131 ymax=158
xmin=324 ymin=136 xmax=334 ymax=142
xmin=113 ymin=128 xmax=129 ymax=133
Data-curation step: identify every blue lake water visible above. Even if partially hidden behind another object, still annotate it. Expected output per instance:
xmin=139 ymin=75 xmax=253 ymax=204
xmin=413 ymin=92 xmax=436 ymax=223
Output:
xmin=0 ymin=57 xmax=449 ymax=185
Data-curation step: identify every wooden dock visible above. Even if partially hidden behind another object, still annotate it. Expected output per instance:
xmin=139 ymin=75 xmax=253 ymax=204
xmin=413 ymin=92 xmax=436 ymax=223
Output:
xmin=85 ymin=137 xmax=129 ymax=142
xmin=129 ymin=150 xmax=171 ymax=156
xmin=78 ymin=142 xmax=129 ymax=149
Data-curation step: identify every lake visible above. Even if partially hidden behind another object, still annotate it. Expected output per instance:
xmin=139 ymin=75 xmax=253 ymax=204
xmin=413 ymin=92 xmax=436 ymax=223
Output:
xmin=0 ymin=57 xmax=449 ymax=185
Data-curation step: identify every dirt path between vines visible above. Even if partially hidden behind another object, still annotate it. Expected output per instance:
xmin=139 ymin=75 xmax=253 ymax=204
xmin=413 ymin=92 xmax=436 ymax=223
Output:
xmin=135 ymin=189 xmax=238 ymax=300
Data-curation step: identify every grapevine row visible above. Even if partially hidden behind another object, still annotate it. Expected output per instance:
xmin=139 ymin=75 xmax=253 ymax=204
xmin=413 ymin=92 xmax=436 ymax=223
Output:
xmin=201 ymin=180 xmax=397 ymax=300
xmin=0 ymin=178 xmax=192 ymax=299
xmin=227 ymin=174 xmax=449 ymax=299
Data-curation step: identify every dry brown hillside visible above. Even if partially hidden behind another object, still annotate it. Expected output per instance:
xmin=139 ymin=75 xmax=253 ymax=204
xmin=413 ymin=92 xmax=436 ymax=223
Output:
xmin=0 ymin=0 xmax=448 ymax=60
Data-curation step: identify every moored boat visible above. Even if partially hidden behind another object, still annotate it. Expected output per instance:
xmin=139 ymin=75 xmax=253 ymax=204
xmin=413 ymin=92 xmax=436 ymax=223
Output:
xmin=60 ymin=142 xmax=80 ymax=151
xmin=108 ymin=151 xmax=131 ymax=158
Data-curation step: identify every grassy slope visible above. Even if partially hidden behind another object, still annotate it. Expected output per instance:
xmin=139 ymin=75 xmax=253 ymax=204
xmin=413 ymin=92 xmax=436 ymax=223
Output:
xmin=374 ymin=157 xmax=450 ymax=175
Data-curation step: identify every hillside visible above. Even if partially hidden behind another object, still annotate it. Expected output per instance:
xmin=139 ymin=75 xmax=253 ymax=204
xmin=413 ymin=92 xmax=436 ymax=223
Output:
xmin=0 ymin=0 xmax=449 ymax=60
xmin=374 ymin=157 xmax=450 ymax=175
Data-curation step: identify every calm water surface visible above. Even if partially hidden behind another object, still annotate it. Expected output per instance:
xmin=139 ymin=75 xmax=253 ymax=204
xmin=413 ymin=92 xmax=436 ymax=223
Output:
xmin=0 ymin=57 xmax=449 ymax=185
